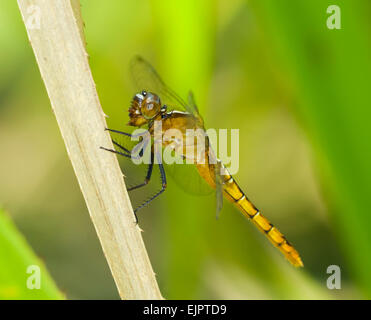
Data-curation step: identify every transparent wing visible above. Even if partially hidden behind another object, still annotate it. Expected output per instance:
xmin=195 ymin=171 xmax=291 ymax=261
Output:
xmin=164 ymin=151 xmax=214 ymax=196
xmin=214 ymin=160 xmax=224 ymax=219
xmin=130 ymin=55 xmax=203 ymax=123
xmin=164 ymin=137 xmax=224 ymax=215
xmin=187 ymin=91 xmax=204 ymax=126
xmin=207 ymin=144 xmax=224 ymax=218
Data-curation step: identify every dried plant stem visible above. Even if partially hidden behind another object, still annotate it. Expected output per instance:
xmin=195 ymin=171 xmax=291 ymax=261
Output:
xmin=17 ymin=0 xmax=162 ymax=300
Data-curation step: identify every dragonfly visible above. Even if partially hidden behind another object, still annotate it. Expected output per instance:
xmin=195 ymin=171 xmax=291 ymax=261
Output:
xmin=101 ymin=56 xmax=303 ymax=267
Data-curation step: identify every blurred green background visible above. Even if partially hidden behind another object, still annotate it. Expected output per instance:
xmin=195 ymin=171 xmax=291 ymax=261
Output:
xmin=0 ymin=0 xmax=370 ymax=299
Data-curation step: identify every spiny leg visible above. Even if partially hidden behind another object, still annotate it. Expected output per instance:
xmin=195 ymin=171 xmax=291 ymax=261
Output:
xmin=105 ymin=128 xmax=132 ymax=138
xmin=101 ymin=133 xmax=153 ymax=189
xmin=102 ymin=129 xmax=166 ymax=223
xmin=127 ymin=152 xmax=154 ymax=191
xmin=102 ymin=128 xmax=133 ymax=156
xmin=112 ymin=139 xmax=131 ymax=154
xmin=100 ymin=138 xmax=146 ymax=160
xmin=100 ymin=144 xmax=154 ymax=224
xmin=110 ymin=127 xmax=150 ymax=158
xmin=133 ymin=152 xmax=167 ymax=223
xmin=100 ymin=146 xmax=128 ymax=157
xmin=105 ymin=128 xmax=146 ymax=139
xmin=104 ymin=126 xmax=150 ymax=156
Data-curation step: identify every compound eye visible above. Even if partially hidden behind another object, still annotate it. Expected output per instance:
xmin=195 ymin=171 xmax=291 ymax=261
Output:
xmin=142 ymin=90 xmax=147 ymax=96
xmin=147 ymin=103 xmax=154 ymax=110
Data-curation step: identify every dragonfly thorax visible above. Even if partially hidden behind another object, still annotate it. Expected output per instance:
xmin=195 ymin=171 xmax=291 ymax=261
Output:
xmin=127 ymin=90 xmax=165 ymax=127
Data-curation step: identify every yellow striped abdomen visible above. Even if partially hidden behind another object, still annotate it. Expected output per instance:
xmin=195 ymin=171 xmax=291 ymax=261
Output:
xmin=196 ymin=160 xmax=303 ymax=267
xmin=222 ymin=172 xmax=303 ymax=267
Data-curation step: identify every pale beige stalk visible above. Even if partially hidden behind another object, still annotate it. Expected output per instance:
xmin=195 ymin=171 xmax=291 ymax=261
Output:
xmin=17 ymin=0 xmax=162 ymax=300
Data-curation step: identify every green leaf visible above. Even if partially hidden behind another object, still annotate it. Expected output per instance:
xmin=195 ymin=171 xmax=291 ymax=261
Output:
xmin=0 ymin=208 xmax=64 ymax=299
xmin=251 ymin=0 xmax=371 ymax=297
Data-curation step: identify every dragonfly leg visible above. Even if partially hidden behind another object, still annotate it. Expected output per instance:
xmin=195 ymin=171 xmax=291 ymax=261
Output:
xmin=105 ymin=128 xmax=146 ymax=139
xmin=105 ymin=128 xmax=132 ymax=138
xmin=127 ymin=152 xmax=154 ymax=191
xmin=100 ymin=139 xmax=144 ymax=160
xmin=112 ymin=139 xmax=131 ymax=154
xmin=99 ymin=146 xmax=134 ymax=159
xmin=133 ymin=153 xmax=167 ymax=223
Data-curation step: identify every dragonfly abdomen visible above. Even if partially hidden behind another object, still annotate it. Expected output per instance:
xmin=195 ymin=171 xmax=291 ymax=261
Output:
xmin=222 ymin=173 xmax=303 ymax=267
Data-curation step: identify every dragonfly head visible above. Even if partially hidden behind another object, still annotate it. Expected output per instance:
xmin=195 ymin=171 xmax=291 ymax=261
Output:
xmin=128 ymin=90 xmax=163 ymax=126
